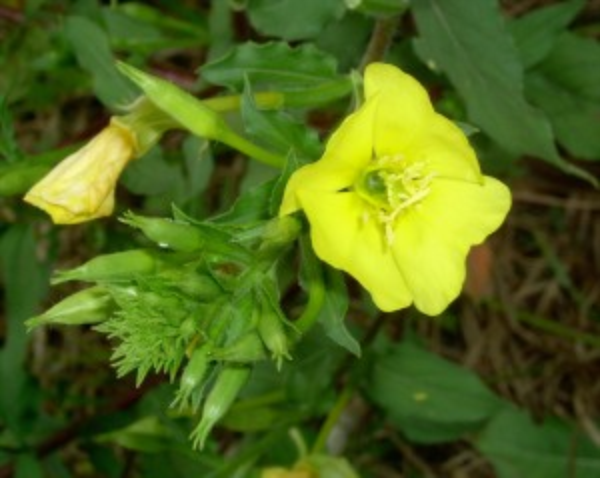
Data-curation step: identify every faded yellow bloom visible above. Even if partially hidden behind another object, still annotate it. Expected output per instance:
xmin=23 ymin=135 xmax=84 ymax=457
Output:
xmin=281 ymin=63 xmax=511 ymax=316
xmin=24 ymin=120 xmax=137 ymax=224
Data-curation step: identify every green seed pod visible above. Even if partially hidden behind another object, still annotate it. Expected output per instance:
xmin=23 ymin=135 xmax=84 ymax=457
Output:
xmin=212 ymin=332 xmax=267 ymax=364
xmin=120 ymin=211 xmax=207 ymax=252
xmin=52 ymin=249 xmax=164 ymax=284
xmin=26 ymin=286 xmax=114 ymax=330
xmin=171 ymin=345 xmax=212 ymax=413
xmin=257 ymin=302 xmax=291 ymax=370
xmin=191 ymin=365 xmax=251 ymax=449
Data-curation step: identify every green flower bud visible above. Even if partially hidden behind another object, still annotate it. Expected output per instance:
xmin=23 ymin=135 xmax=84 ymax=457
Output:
xmin=171 ymin=345 xmax=212 ymax=413
xmin=191 ymin=365 xmax=251 ymax=449
xmin=212 ymin=332 xmax=267 ymax=363
xmin=26 ymin=286 xmax=114 ymax=330
xmin=159 ymin=267 xmax=223 ymax=301
xmin=52 ymin=249 xmax=165 ymax=284
xmin=116 ymin=61 xmax=228 ymax=142
xmin=121 ymin=211 xmax=206 ymax=252
xmin=258 ymin=302 xmax=291 ymax=370
xmin=258 ymin=216 xmax=302 ymax=260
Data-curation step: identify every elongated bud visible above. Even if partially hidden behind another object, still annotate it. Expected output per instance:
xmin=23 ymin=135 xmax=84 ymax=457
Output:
xmin=120 ymin=211 xmax=206 ymax=252
xmin=258 ymin=216 xmax=302 ymax=260
xmin=257 ymin=296 xmax=291 ymax=370
xmin=212 ymin=332 xmax=267 ymax=363
xmin=159 ymin=267 xmax=223 ymax=301
xmin=26 ymin=286 xmax=114 ymax=330
xmin=52 ymin=249 xmax=165 ymax=284
xmin=171 ymin=345 xmax=212 ymax=413
xmin=116 ymin=61 xmax=228 ymax=141
xmin=190 ymin=365 xmax=251 ymax=449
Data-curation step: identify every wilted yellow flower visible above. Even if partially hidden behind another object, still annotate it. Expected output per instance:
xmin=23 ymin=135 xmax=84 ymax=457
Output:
xmin=24 ymin=120 xmax=137 ymax=224
xmin=280 ymin=63 xmax=511 ymax=315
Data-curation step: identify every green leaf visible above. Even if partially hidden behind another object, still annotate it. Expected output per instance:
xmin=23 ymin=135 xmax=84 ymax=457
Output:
xmin=201 ymin=41 xmax=341 ymax=91
xmin=476 ymin=407 xmax=600 ymax=478
xmin=367 ymin=339 xmax=502 ymax=443
xmin=0 ymin=225 xmax=49 ymax=436
xmin=411 ymin=0 xmax=595 ymax=183
xmin=538 ymin=32 xmax=600 ymax=102
xmin=509 ymin=0 xmax=585 ymax=69
xmin=241 ymin=79 xmax=323 ymax=159
xmin=64 ymin=15 xmax=138 ymax=108
xmin=525 ymin=32 xmax=600 ymax=161
xmin=526 ymin=72 xmax=600 ymax=161
xmin=246 ymin=0 xmax=345 ymax=41
xmin=96 ymin=416 xmax=174 ymax=453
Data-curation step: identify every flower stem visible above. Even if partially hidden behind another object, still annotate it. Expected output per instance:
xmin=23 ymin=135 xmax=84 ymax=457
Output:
xmin=295 ymin=276 xmax=325 ymax=335
xmin=219 ymin=128 xmax=285 ymax=168
xmin=311 ymin=384 xmax=354 ymax=454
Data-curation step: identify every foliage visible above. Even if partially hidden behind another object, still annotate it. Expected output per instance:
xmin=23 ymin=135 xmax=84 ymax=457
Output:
xmin=1 ymin=1 xmax=599 ymax=477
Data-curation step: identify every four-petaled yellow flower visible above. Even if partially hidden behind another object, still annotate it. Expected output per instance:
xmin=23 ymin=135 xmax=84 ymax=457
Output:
xmin=24 ymin=120 xmax=138 ymax=224
xmin=280 ymin=63 xmax=511 ymax=315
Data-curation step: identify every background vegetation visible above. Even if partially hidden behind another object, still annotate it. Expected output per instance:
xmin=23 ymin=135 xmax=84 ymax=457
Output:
xmin=1 ymin=0 xmax=600 ymax=477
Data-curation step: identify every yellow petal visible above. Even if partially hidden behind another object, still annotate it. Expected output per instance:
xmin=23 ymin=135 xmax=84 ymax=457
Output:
xmin=391 ymin=177 xmax=511 ymax=315
xmin=280 ymin=98 xmax=378 ymax=216
xmin=298 ymin=189 xmax=412 ymax=311
xmin=24 ymin=122 xmax=136 ymax=224
xmin=409 ymin=114 xmax=481 ymax=182
xmin=364 ymin=63 xmax=434 ymax=157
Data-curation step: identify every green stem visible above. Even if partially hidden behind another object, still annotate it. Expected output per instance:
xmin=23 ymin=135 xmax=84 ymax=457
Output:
xmin=311 ymin=385 xmax=354 ymax=455
xmin=203 ymin=91 xmax=284 ymax=112
xmin=295 ymin=276 xmax=326 ymax=335
xmin=219 ymin=128 xmax=285 ymax=168
xmin=202 ymin=78 xmax=353 ymax=113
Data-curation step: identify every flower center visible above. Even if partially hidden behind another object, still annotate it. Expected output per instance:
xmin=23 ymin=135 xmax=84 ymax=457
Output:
xmin=355 ymin=155 xmax=435 ymax=244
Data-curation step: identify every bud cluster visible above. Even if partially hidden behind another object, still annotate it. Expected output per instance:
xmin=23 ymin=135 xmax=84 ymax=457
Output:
xmin=28 ymin=211 xmax=303 ymax=448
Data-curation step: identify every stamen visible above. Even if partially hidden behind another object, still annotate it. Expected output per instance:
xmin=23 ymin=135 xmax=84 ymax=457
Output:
xmin=354 ymin=155 xmax=435 ymax=246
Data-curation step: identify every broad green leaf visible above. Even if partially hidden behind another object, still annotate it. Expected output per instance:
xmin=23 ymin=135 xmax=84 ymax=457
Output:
xmin=14 ymin=453 xmax=43 ymax=478
xmin=509 ymin=0 xmax=585 ymax=68
xmin=201 ymin=42 xmax=341 ymax=91
xmin=96 ymin=416 xmax=174 ymax=453
xmin=538 ymin=32 xmax=600 ymax=102
xmin=477 ymin=407 xmax=600 ymax=478
xmin=367 ymin=340 xmax=502 ymax=443
xmin=0 ymin=225 xmax=49 ymax=436
xmin=411 ymin=0 xmax=595 ymax=183
xmin=526 ymin=72 xmax=600 ymax=161
xmin=246 ymin=0 xmax=345 ymax=41
xmin=64 ymin=16 xmax=138 ymax=108
xmin=121 ymin=148 xmax=182 ymax=196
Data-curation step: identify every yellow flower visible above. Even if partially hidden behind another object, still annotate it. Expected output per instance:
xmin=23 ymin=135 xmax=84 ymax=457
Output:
xmin=280 ymin=63 xmax=511 ymax=316
xmin=24 ymin=120 xmax=138 ymax=224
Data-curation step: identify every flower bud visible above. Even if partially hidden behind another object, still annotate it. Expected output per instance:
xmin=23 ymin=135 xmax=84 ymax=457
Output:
xmin=52 ymin=249 xmax=166 ymax=284
xmin=257 ymin=297 xmax=291 ymax=370
xmin=116 ymin=61 xmax=228 ymax=142
xmin=211 ymin=332 xmax=267 ymax=363
xmin=26 ymin=286 xmax=114 ymax=330
xmin=191 ymin=365 xmax=251 ymax=449
xmin=171 ymin=345 xmax=212 ymax=413
xmin=120 ymin=211 xmax=207 ymax=252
